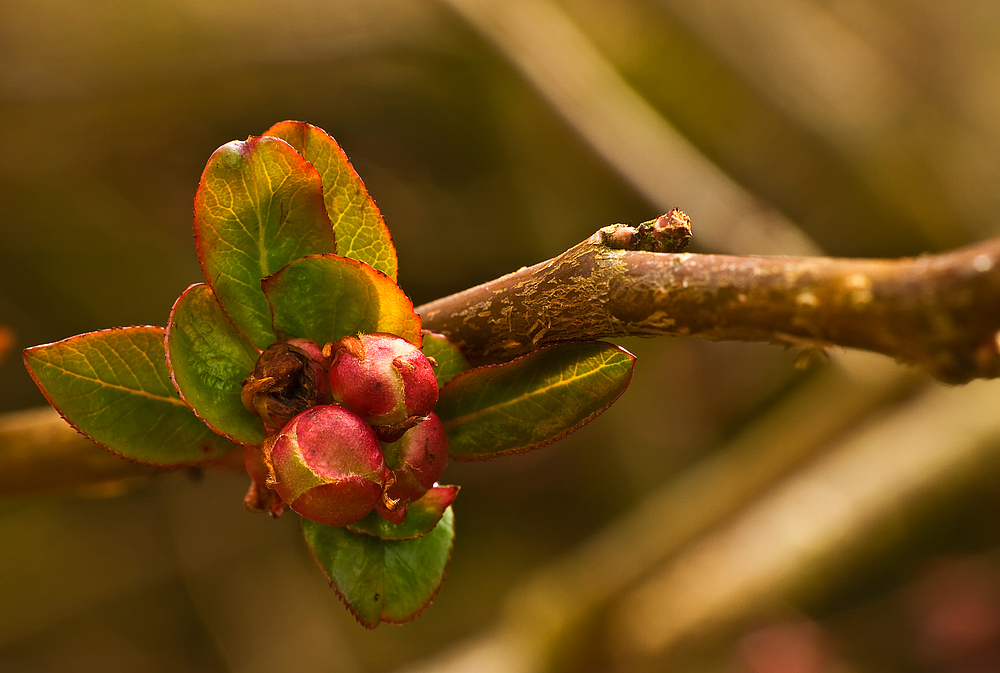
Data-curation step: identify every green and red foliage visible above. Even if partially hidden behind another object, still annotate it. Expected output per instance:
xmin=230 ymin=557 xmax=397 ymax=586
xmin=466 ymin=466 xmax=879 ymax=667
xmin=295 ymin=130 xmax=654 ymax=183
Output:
xmin=22 ymin=121 xmax=636 ymax=627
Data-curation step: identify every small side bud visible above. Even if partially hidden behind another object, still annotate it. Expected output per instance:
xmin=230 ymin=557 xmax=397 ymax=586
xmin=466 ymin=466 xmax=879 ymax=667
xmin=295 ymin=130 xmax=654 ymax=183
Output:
xmin=597 ymin=210 xmax=692 ymax=253
xmin=651 ymin=208 xmax=692 ymax=252
xmin=599 ymin=224 xmax=640 ymax=250
xmin=380 ymin=413 xmax=449 ymax=509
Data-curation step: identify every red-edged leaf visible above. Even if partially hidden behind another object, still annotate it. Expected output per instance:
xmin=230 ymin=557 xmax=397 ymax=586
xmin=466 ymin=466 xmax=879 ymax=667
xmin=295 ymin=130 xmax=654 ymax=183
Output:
xmin=194 ymin=135 xmax=336 ymax=349
xmin=262 ymin=254 xmax=421 ymax=347
xmin=436 ymin=342 xmax=635 ymax=460
xmin=262 ymin=121 xmax=398 ymax=281
xmin=347 ymin=485 xmax=459 ymax=540
xmin=23 ymin=327 xmax=237 ymax=465
xmin=165 ymin=284 xmax=266 ymax=446
xmin=420 ymin=331 xmax=470 ymax=388
xmin=302 ymin=506 xmax=454 ymax=628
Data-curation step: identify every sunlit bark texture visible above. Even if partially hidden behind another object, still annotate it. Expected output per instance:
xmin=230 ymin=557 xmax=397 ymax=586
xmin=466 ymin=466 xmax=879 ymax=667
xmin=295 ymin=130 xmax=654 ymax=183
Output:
xmin=419 ymin=220 xmax=1000 ymax=384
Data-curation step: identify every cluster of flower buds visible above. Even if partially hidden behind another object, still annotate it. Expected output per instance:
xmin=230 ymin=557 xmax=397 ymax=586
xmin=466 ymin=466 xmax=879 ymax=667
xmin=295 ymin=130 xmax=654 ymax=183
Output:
xmin=241 ymin=333 xmax=447 ymax=527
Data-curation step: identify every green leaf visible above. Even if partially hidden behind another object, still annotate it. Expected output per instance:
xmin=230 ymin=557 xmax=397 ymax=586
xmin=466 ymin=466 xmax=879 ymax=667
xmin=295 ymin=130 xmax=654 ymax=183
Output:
xmin=165 ymin=284 xmax=266 ymax=446
xmin=262 ymin=121 xmax=398 ymax=281
xmin=302 ymin=507 xmax=455 ymax=627
xmin=262 ymin=254 xmax=421 ymax=347
xmin=194 ymin=135 xmax=336 ymax=349
xmin=436 ymin=342 xmax=635 ymax=460
xmin=347 ymin=485 xmax=459 ymax=541
xmin=420 ymin=331 xmax=470 ymax=388
xmin=23 ymin=327 xmax=238 ymax=466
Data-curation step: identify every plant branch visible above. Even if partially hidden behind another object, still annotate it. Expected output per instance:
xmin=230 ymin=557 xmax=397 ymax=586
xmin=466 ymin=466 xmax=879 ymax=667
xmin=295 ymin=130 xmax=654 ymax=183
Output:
xmin=10 ymin=216 xmax=1000 ymax=496
xmin=0 ymin=407 xmax=161 ymax=498
xmin=0 ymin=407 xmax=245 ymax=498
xmin=417 ymin=218 xmax=1000 ymax=383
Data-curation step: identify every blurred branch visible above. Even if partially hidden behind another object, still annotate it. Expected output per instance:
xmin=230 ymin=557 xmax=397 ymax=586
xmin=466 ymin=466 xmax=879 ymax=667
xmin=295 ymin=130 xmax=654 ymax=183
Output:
xmin=0 ymin=407 xmax=245 ymax=498
xmin=612 ymin=376 xmax=1000 ymax=664
xmin=418 ymin=224 xmax=1000 ymax=383
xmin=657 ymin=0 xmax=1000 ymax=242
xmin=0 ymin=407 xmax=160 ymax=498
xmin=660 ymin=0 xmax=914 ymax=146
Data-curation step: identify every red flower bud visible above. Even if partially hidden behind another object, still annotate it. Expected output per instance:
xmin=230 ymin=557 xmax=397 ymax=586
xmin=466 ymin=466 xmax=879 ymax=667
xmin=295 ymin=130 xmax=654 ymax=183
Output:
xmin=327 ymin=333 xmax=438 ymax=428
xmin=267 ymin=405 xmax=386 ymax=527
xmin=381 ymin=413 xmax=449 ymax=507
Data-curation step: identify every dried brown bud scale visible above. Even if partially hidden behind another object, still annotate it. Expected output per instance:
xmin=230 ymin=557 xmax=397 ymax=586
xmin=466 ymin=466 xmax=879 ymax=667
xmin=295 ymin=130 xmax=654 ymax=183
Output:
xmin=240 ymin=339 xmax=329 ymax=431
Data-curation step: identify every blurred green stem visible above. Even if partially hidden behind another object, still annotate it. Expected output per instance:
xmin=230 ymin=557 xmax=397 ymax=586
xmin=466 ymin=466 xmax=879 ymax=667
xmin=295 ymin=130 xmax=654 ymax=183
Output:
xmin=0 ymin=407 xmax=245 ymax=498
xmin=0 ymin=407 xmax=160 ymax=498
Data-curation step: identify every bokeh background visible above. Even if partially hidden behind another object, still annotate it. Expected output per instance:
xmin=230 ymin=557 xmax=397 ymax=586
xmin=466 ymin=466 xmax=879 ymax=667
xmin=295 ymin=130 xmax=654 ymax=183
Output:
xmin=3 ymin=1 xmax=1000 ymax=671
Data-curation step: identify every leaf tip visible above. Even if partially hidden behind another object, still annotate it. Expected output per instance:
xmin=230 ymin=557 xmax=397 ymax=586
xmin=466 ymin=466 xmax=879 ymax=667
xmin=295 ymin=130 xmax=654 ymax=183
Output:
xmin=212 ymin=139 xmax=250 ymax=170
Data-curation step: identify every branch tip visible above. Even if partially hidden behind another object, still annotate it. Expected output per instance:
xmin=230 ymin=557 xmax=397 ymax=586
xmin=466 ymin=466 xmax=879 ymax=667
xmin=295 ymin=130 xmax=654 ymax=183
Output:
xmin=597 ymin=209 xmax=692 ymax=254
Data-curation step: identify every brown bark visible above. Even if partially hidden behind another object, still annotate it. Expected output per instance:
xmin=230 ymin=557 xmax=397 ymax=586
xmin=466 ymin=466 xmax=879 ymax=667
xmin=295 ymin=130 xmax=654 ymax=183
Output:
xmin=417 ymin=222 xmax=1000 ymax=384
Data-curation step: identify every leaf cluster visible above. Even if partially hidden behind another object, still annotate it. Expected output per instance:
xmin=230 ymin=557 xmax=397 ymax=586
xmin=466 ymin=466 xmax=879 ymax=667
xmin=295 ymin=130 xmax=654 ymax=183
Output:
xmin=23 ymin=122 xmax=635 ymax=626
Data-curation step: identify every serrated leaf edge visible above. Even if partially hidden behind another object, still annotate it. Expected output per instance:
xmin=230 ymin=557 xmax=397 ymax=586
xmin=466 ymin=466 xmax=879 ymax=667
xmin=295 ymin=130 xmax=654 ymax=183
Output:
xmin=346 ymin=485 xmax=460 ymax=541
xmin=262 ymin=252 xmax=422 ymax=347
xmin=261 ymin=121 xmax=398 ymax=282
xmin=440 ymin=341 xmax=636 ymax=461
xmin=22 ymin=326 xmax=232 ymax=467
xmin=302 ymin=508 xmax=455 ymax=628
xmin=164 ymin=283 xmax=264 ymax=448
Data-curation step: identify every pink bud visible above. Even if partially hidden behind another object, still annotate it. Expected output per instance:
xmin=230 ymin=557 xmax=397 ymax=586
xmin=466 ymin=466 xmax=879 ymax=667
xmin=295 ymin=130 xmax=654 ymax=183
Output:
xmin=267 ymin=405 xmax=386 ymax=527
xmin=651 ymin=208 xmax=692 ymax=252
xmin=381 ymin=413 xmax=449 ymax=507
xmin=327 ymin=333 xmax=438 ymax=428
